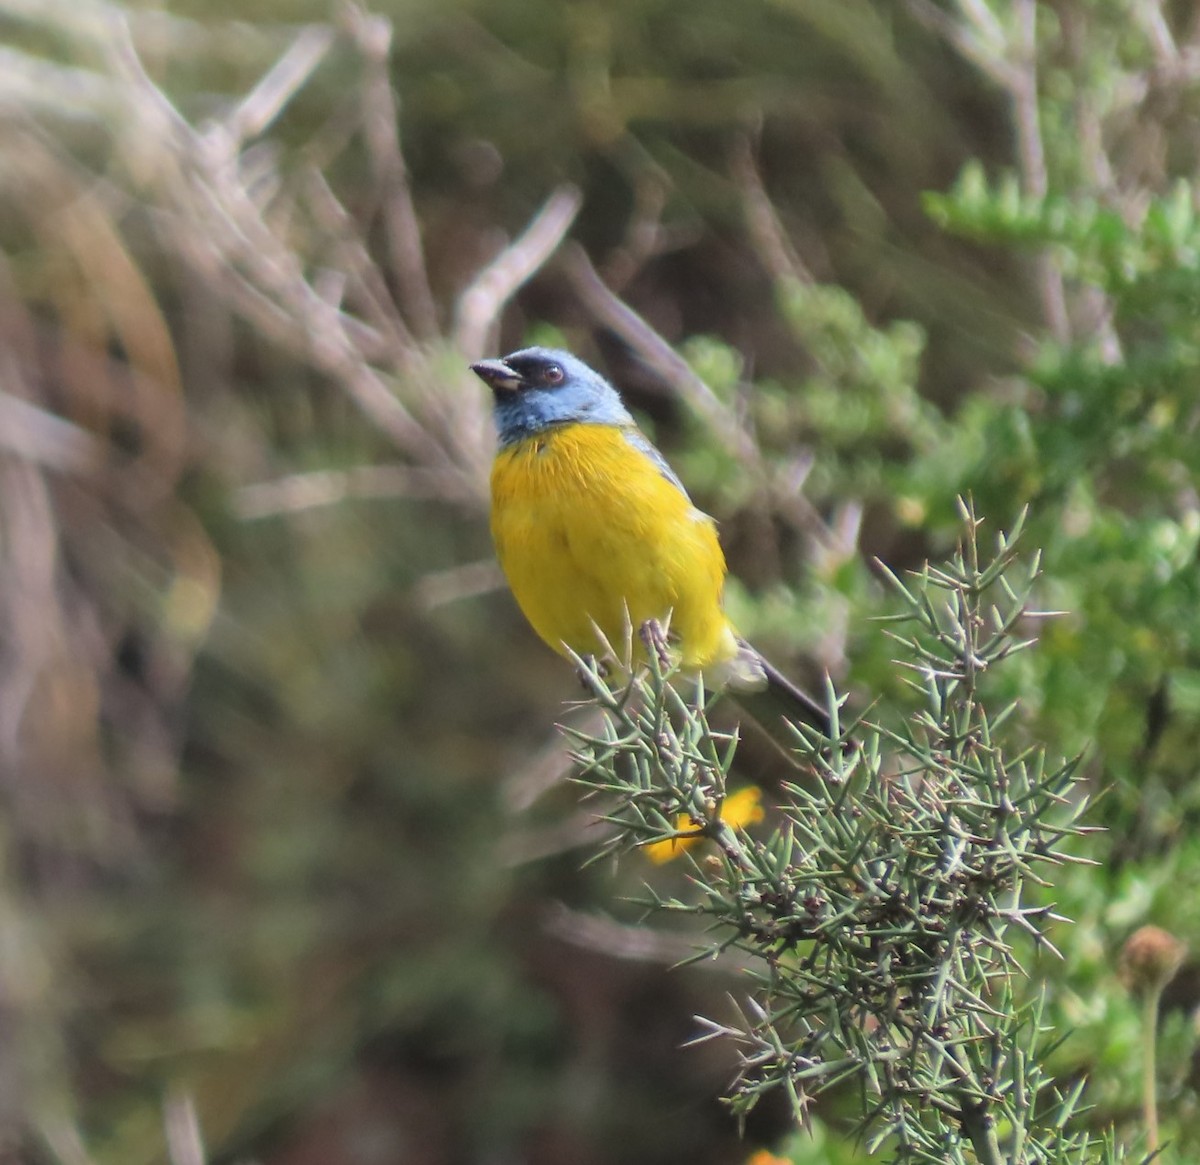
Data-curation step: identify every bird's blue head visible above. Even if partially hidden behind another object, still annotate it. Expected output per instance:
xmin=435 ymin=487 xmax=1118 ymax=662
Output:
xmin=470 ymin=347 xmax=634 ymax=447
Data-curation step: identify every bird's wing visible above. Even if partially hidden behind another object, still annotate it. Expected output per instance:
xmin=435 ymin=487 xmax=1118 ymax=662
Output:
xmin=621 ymin=429 xmax=692 ymax=500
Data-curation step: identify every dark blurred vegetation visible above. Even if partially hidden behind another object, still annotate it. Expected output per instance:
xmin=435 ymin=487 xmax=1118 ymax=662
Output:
xmin=2 ymin=0 xmax=1200 ymax=1162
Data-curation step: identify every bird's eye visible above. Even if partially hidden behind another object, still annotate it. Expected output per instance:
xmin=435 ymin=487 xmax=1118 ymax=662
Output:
xmin=543 ymin=364 xmax=565 ymax=386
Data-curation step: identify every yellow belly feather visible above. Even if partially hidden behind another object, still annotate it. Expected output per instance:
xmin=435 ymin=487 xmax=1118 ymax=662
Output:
xmin=490 ymin=424 xmax=735 ymax=669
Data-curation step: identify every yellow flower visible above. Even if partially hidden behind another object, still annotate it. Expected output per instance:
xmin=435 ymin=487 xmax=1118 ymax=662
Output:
xmin=643 ymin=786 xmax=765 ymax=864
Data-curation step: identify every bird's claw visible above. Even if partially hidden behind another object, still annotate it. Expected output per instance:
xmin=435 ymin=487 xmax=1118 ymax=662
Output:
xmin=575 ymin=653 xmax=611 ymax=692
xmin=639 ymin=619 xmax=672 ymax=673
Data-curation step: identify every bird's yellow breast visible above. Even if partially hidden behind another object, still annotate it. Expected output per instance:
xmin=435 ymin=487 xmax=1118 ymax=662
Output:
xmin=490 ymin=424 xmax=735 ymax=669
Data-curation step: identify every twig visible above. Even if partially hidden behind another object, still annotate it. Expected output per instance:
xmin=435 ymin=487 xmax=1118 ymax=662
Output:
xmin=0 ymin=46 xmax=120 ymax=122
xmin=234 ymin=464 xmax=482 ymax=519
xmin=731 ymin=132 xmax=815 ymax=286
xmin=312 ymin=313 xmax=435 ymax=458
xmin=1136 ymin=0 xmax=1179 ymax=70
xmin=163 ymin=1091 xmax=207 ymax=1165
xmin=501 ymin=730 xmax=586 ymax=814
xmin=903 ymin=0 xmax=1020 ymax=90
xmin=410 ymin=557 xmax=506 ymax=609
xmin=601 ymin=172 xmax=668 ymax=291
xmin=958 ymin=1096 xmax=1004 ymax=1165
xmin=1060 ymin=6 xmax=1124 ymax=365
xmin=0 ymin=256 xmax=104 ymax=476
xmin=303 ymin=166 xmax=418 ymax=353
xmin=0 ymin=386 xmax=103 ymax=475
xmin=907 ymin=0 xmax=1071 ymax=345
xmin=497 ymin=810 xmax=616 ymax=866
xmin=562 ymin=243 xmax=759 ymax=466
xmin=730 ymin=143 xmax=865 ymax=558
xmin=41 ymin=1119 xmax=101 ymax=1165
xmin=1142 ymin=982 xmax=1163 ymax=1151
xmin=345 ymin=5 xmax=441 ymax=342
xmin=102 ymin=13 xmax=447 ymax=465
xmin=541 ymin=901 xmax=752 ymax=971
xmin=958 ymin=0 xmax=1007 ymax=50
xmin=225 ymin=23 xmax=335 ymax=145
xmin=100 ymin=8 xmax=195 ymax=146
xmin=1011 ymin=0 xmax=1069 ymax=344
xmin=565 ymin=244 xmax=842 ymax=547
xmin=452 ymin=184 xmax=583 ymax=361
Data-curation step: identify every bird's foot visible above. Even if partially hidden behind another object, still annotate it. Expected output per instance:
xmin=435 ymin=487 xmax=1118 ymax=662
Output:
xmin=639 ymin=619 xmax=672 ymax=673
xmin=575 ymin=653 xmax=611 ymax=692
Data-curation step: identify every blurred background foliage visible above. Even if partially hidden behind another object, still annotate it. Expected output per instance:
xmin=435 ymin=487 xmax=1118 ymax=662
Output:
xmin=2 ymin=0 xmax=1200 ymax=1162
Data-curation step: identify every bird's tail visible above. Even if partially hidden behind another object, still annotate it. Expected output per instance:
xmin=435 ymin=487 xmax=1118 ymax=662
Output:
xmin=726 ymin=637 xmax=835 ymax=752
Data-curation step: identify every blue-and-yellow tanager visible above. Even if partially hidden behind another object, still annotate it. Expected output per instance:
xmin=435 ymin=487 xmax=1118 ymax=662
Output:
xmin=471 ymin=346 xmax=831 ymax=739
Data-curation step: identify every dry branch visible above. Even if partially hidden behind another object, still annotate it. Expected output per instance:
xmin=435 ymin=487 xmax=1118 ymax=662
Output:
xmin=452 ymin=185 xmax=584 ymax=362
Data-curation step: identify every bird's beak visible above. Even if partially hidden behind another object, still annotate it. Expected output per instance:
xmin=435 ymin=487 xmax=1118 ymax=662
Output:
xmin=470 ymin=358 xmax=522 ymax=393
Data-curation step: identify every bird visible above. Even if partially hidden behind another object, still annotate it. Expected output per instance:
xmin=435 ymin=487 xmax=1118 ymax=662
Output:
xmin=470 ymin=346 xmax=833 ymax=742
